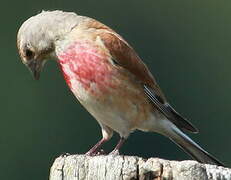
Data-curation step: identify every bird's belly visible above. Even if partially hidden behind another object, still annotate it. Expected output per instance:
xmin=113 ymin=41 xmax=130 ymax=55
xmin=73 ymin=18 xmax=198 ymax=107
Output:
xmin=69 ymin=74 xmax=156 ymax=137
xmin=77 ymin=87 xmax=132 ymax=137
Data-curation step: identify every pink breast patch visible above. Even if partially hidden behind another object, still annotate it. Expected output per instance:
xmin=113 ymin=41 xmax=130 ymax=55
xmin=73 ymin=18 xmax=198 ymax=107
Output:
xmin=58 ymin=41 xmax=116 ymax=94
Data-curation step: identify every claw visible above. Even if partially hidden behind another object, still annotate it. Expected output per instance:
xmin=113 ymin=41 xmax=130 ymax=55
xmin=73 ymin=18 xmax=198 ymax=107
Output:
xmin=109 ymin=149 xmax=120 ymax=156
xmin=86 ymin=149 xmax=106 ymax=156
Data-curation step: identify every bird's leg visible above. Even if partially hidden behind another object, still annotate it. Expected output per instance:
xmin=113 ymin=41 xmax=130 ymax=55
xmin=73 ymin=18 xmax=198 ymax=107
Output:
xmin=86 ymin=124 xmax=113 ymax=156
xmin=86 ymin=138 xmax=107 ymax=156
xmin=109 ymin=137 xmax=126 ymax=155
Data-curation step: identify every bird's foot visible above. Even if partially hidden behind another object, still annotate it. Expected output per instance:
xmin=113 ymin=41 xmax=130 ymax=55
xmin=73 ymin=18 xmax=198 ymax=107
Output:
xmin=108 ymin=137 xmax=125 ymax=156
xmin=86 ymin=149 xmax=106 ymax=156
xmin=85 ymin=138 xmax=107 ymax=156
xmin=109 ymin=149 xmax=120 ymax=156
xmin=97 ymin=149 xmax=106 ymax=155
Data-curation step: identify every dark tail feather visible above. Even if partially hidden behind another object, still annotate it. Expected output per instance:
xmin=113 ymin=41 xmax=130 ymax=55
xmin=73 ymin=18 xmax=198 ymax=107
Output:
xmin=164 ymin=124 xmax=225 ymax=167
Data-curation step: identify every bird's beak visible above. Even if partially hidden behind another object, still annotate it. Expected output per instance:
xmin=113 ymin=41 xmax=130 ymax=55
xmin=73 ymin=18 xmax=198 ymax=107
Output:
xmin=27 ymin=59 xmax=42 ymax=80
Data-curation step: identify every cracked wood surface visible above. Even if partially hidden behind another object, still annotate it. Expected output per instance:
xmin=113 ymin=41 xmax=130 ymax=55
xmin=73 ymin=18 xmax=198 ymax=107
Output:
xmin=49 ymin=154 xmax=231 ymax=180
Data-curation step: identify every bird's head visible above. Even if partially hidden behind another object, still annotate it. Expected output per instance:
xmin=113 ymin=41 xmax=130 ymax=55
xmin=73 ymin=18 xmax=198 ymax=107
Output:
xmin=17 ymin=10 xmax=82 ymax=80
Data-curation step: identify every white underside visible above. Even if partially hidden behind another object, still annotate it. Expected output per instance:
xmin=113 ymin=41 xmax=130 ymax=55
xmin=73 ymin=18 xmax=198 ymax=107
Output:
xmin=71 ymin=78 xmax=174 ymax=138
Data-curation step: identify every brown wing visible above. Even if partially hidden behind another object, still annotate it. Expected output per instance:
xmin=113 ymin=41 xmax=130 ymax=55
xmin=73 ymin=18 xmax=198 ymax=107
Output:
xmin=85 ymin=19 xmax=166 ymax=100
xmin=85 ymin=19 xmax=198 ymax=133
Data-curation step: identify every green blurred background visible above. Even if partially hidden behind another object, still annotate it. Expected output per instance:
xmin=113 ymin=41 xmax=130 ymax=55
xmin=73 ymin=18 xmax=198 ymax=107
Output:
xmin=1 ymin=0 xmax=231 ymax=179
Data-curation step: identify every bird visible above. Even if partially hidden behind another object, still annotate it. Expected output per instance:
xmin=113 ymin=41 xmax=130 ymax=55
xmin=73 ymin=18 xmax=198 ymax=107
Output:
xmin=17 ymin=10 xmax=224 ymax=166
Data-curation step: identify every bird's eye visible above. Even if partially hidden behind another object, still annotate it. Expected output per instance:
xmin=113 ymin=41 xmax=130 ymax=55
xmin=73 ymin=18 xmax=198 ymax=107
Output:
xmin=25 ymin=49 xmax=34 ymax=59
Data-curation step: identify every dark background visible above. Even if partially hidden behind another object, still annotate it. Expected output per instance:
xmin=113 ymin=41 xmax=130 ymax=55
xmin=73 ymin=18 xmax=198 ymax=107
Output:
xmin=1 ymin=0 xmax=231 ymax=179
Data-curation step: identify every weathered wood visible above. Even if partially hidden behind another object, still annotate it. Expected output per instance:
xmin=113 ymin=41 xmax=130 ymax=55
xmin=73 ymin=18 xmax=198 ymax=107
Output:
xmin=49 ymin=154 xmax=231 ymax=180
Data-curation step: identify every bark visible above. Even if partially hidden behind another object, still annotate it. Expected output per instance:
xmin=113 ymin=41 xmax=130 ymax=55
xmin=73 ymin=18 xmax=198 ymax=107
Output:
xmin=49 ymin=154 xmax=231 ymax=180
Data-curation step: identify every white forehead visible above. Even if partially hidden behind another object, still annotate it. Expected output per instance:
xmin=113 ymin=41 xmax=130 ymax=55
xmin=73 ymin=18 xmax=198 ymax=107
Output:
xmin=17 ymin=10 xmax=81 ymax=52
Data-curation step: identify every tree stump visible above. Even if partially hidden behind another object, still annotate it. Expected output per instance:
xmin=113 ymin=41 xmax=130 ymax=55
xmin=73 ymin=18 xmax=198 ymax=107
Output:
xmin=49 ymin=154 xmax=231 ymax=180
